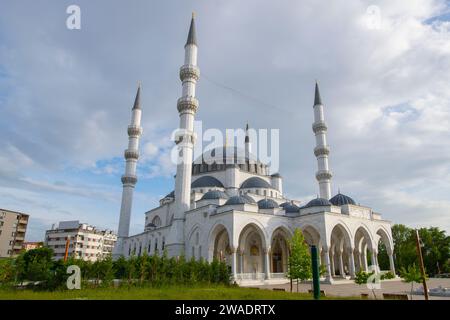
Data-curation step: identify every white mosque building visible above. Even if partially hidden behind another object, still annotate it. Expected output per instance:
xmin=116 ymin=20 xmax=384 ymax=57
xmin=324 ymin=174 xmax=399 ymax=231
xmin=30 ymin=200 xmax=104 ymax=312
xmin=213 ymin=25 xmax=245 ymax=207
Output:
xmin=112 ymin=15 xmax=395 ymax=284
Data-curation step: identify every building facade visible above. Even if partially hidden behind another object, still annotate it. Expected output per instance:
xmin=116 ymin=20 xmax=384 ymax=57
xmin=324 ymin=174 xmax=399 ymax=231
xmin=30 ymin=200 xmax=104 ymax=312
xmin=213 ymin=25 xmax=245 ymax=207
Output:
xmin=0 ymin=208 xmax=29 ymax=258
xmin=22 ymin=241 xmax=43 ymax=251
xmin=113 ymin=15 xmax=395 ymax=284
xmin=45 ymin=220 xmax=117 ymax=262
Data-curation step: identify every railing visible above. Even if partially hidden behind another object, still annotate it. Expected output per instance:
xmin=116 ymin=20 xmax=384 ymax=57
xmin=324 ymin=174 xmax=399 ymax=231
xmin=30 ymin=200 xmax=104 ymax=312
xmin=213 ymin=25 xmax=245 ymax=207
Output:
xmin=237 ymin=273 xmax=265 ymax=280
xmin=270 ymin=273 xmax=286 ymax=279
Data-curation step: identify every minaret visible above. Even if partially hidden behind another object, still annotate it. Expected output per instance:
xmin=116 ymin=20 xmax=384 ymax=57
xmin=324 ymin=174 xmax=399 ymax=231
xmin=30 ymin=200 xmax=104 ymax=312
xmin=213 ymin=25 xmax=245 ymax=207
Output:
xmin=166 ymin=14 xmax=200 ymax=257
xmin=245 ymin=123 xmax=251 ymax=158
xmin=113 ymin=84 xmax=143 ymax=259
xmin=312 ymin=81 xmax=332 ymax=199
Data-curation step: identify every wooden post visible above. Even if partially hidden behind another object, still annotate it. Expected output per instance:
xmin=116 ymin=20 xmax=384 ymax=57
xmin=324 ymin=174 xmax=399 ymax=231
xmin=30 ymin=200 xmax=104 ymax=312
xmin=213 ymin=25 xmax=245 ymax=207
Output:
xmin=415 ymin=230 xmax=429 ymax=300
xmin=64 ymin=236 xmax=70 ymax=262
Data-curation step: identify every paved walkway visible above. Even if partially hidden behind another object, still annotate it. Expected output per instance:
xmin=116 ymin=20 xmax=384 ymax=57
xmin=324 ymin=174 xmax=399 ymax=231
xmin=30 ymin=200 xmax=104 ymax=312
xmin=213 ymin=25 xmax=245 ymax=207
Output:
xmin=245 ymin=278 xmax=450 ymax=300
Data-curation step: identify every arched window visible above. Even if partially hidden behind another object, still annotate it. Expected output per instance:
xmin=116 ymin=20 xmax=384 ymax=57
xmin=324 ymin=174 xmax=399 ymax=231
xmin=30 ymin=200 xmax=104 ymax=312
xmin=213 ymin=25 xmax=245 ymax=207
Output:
xmin=152 ymin=216 xmax=162 ymax=227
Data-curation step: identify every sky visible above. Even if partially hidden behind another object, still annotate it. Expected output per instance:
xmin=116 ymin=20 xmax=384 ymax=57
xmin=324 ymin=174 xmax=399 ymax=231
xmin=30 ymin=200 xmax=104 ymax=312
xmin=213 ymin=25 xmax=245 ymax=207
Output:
xmin=0 ymin=0 xmax=449 ymax=241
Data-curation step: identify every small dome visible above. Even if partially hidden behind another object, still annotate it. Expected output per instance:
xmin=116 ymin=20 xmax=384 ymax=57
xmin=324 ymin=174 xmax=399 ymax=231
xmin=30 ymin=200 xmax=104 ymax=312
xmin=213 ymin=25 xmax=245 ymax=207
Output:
xmin=225 ymin=195 xmax=256 ymax=205
xmin=303 ymin=197 xmax=332 ymax=208
xmin=330 ymin=193 xmax=356 ymax=206
xmin=281 ymin=202 xmax=300 ymax=213
xmin=201 ymin=190 xmax=229 ymax=200
xmin=241 ymin=177 xmax=272 ymax=189
xmin=257 ymin=198 xmax=279 ymax=209
xmin=191 ymin=176 xmax=224 ymax=189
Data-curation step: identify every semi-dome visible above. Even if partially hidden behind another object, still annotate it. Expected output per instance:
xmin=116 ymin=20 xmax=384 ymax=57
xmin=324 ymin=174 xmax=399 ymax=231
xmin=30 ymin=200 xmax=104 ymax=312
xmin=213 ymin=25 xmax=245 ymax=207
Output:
xmin=330 ymin=193 xmax=356 ymax=206
xmin=225 ymin=195 xmax=256 ymax=205
xmin=201 ymin=190 xmax=229 ymax=200
xmin=191 ymin=176 xmax=224 ymax=189
xmin=281 ymin=202 xmax=300 ymax=213
xmin=303 ymin=197 xmax=332 ymax=208
xmin=257 ymin=198 xmax=279 ymax=209
xmin=241 ymin=177 xmax=272 ymax=189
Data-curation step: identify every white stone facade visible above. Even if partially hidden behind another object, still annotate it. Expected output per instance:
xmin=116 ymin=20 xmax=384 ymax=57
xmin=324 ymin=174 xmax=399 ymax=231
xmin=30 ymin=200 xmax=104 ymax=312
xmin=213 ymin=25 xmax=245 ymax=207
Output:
xmin=115 ymin=15 xmax=395 ymax=284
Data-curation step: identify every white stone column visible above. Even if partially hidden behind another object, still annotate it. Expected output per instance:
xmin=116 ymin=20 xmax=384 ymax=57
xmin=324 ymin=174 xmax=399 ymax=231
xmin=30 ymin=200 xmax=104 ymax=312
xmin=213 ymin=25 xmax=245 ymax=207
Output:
xmin=371 ymin=250 xmax=379 ymax=273
xmin=231 ymin=247 xmax=237 ymax=281
xmin=264 ymin=247 xmax=271 ymax=280
xmin=330 ymin=250 xmax=336 ymax=276
xmin=338 ymin=250 xmax=344 ymax=277
xmin=239 ymin=250 xmax=244 ymax=274
xmin=322 ymin=248 xmax=332 ymax=282
xmin=388 ymin=252 xmax=395 ymax=275
xmin=348 ymin=248 xmax=356 ymax=279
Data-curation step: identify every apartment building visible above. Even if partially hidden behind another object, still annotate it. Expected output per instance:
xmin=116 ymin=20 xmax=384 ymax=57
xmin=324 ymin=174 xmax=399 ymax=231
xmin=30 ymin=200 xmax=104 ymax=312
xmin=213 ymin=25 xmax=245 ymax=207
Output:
xmin=45 ymin=220 xmax=117 ymax=261
xmin=0 ymin=208 xmax=29 ymax=257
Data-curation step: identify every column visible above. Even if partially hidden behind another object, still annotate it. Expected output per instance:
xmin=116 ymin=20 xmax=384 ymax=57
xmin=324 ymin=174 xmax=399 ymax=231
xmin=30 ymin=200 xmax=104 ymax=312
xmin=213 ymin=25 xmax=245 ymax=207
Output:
xmin=239 ymin=250 xmax=244 ymax=274
xmin=371 ymin=250 xmax=379 ymax=273
xmin=231 ymin=247 xmax=237 ymax=281
xmin=330 ymin=250 xmax=336 ymax=276
xmin=388 ymin=252 xmax=396 ymax=275
xmin=338 ymin=250 xmax=344 ymax=277
xmin=264 ymin=247 xmax=271 ymax=280
xmin=322 ymin=248 xmax=332 ymax=282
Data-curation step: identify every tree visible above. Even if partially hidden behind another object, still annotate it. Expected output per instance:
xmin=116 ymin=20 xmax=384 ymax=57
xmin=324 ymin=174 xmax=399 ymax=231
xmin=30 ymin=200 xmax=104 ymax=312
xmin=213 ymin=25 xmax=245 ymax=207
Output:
xmin=354 ymin=270 xmax=376 ymax=299
xmin=399 ymin=264 xmax=425 ymax=300
xmin=287 ymin=229 xmax=312 ymax=292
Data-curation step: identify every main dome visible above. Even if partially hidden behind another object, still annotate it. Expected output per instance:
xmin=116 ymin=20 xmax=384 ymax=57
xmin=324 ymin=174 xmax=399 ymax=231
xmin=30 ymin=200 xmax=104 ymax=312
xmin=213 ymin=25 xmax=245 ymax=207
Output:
xmin=192 ymin=146 xmax=269 ymax=175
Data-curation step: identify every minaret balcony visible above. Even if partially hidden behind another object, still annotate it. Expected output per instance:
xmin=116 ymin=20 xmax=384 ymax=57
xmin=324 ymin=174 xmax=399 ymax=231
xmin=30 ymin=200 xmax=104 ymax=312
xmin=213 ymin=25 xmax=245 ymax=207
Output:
xmin=180 ymin=64 xmax=200 ymax=82
xmin=127 ymin=125 xmax=143 ymax=137
xmin=312 ymin=121 xmax=328 ymax=133
xmin=314 ymin=145 xmax=330 ymax=157
xmin=124 ymin=149 xmax=139 ymax=160
xmin=315 ymin=170 xmax=333 ymax=181
xmin=177 ymin=96 xmax=199 ymax=114
xmin=121 ymin=175 xmax=138 ymax=185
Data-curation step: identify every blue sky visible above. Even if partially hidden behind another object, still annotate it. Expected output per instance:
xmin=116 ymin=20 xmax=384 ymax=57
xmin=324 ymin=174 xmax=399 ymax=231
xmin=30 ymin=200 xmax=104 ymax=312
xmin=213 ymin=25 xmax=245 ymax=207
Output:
xmin=1 ymin=0 xmax=450 ymax=241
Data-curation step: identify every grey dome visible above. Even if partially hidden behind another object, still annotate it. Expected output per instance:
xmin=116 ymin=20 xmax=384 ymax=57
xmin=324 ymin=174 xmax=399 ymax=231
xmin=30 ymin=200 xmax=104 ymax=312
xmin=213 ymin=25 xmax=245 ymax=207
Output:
xmin=225 ymin=195 xmax=256 ymax=205
xmin=281 ymin=202 xmax=300 ymax=213
xmin=191 ymin=176 xmax=224 ymax=188
xmin=195 ymin=146 xmax=258 ymax=165
xmin=330 ymin=193 xmax=356 ymax=206
xmin=303 ymin=198 xmax=332 ymax=208
xmin=257 ymin=198 xmax=279 ymax=209
xmin=201 ymin=190 xmax=229 ymax=200
xmin=241 ymin=177 xmax=272 ymax=189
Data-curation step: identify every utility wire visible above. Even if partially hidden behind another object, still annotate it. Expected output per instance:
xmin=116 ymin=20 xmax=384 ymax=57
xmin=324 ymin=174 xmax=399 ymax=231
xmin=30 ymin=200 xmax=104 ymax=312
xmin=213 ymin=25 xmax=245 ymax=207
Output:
xmin=202 ymin=72 xmax=296 ymax=116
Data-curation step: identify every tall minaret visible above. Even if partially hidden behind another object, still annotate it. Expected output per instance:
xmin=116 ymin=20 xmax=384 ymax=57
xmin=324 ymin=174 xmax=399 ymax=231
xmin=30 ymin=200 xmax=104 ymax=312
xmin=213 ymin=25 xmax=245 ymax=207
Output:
xmin=312 ymin=81 xmax=332 ymax=199
xmin=166 ymin=14 xmax=200 ymax=257
xmin=113 ymin=85 xmax=143 ymax=259
xmin=245 ymin=123 xmax=251 ymax=158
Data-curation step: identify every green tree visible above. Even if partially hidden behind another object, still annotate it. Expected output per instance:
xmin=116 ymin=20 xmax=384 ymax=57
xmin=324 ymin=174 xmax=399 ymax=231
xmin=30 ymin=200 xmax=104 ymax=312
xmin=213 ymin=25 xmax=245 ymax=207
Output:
xmin=287 ymin=229 xmax=312 ymax=292
xmin=354 ymin=270 xmax=376 ymax=299
xmin=399 ymin=264 xmax=425 ymax=300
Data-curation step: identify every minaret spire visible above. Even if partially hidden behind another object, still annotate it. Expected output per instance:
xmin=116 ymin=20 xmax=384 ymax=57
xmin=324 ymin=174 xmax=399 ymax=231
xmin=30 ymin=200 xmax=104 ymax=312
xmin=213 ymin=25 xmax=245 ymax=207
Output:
xmin=166 ymin=14 xmax=200 ymax=257
xmin=312 ymin=81 xmax=332 ymax=199
xmin=245 ymin=122 xmax=251 ymax=158
xmin=113 ymin=84 xmax=143 ymax=259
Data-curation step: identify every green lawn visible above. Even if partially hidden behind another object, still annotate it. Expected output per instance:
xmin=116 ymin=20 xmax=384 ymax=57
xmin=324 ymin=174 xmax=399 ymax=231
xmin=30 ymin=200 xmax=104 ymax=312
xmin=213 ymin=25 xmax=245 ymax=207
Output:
xmin=0 ymin=285 xmax=351 ymax=300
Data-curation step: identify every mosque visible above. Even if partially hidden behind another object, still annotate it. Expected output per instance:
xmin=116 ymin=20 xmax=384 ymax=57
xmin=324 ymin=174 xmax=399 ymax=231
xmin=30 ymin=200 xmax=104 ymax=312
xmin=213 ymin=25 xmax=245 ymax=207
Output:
xmin=112 ymin=15 xmax=395 ymax=284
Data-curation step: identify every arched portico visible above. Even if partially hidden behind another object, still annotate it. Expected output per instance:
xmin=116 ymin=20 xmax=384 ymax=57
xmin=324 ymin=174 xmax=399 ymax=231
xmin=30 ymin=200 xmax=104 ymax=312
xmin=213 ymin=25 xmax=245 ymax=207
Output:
xmin=329 ymin=223 xmax=355 ymax=279
xmin=237 ymin=223 xmax=268 ymax=280
xmin=270 ymin=227 xmax=291 ymax=275
xmin=376 ymin=227 xmax=395 ymax=274
xmin=354 ymin=226 xmax=373 ymax=273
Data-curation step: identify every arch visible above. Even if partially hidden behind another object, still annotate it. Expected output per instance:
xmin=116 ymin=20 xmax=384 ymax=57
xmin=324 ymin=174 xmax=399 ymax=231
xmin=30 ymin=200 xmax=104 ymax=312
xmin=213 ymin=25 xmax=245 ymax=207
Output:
xmin=188 ymin=224 xmax=203 ymax=260
xmin=299 ymin=224 xmax=322 ymax=247
xmin=151 ymin=215 xmax=162 ymax=227
xmin=376 ymin=227 xmax=393 ymax=254
xmin=207 ymin=222 xmax=232 ymax=262
xmin=238 ymin=223 xmax=267 ymax=274
xmin=270 ymin=226 xmax=291 ymax=274
xmin=354 ymin=224 xmax=374 ymax=252
xmin=328 ymin=221 xmax=353 ymax=249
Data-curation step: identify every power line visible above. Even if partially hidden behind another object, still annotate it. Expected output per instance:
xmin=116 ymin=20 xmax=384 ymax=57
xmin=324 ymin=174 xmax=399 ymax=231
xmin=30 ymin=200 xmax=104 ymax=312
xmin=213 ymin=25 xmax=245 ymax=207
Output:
xmin=202 ymin=72 xmax=296 ymax=116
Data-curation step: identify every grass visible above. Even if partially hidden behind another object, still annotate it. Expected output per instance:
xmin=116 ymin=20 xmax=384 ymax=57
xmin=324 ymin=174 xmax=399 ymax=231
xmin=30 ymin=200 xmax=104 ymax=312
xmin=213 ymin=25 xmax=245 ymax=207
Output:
xmin=0 ymin=285 xmax=352 ymax=300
